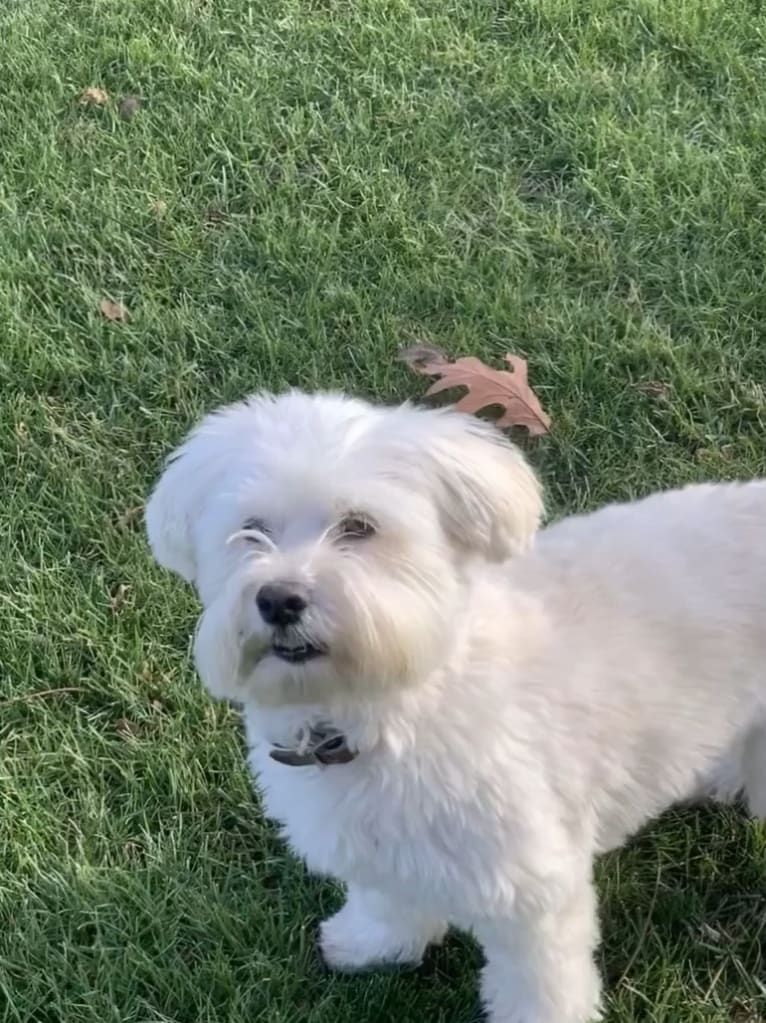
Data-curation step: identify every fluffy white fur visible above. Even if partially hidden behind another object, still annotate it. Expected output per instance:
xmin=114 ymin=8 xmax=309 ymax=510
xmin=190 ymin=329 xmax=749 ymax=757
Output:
xmin=146 ymin=390 xmax=766 ymax=1023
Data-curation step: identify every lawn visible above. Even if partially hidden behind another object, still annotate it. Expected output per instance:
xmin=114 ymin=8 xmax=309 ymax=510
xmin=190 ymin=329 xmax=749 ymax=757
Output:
xmin=2 ymin=0 xmax=766 ymax=1020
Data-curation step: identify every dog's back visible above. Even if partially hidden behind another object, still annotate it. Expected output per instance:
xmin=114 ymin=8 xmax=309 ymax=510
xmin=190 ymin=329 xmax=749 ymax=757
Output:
xmin=505 ymin=480 xmax=766 ymax=849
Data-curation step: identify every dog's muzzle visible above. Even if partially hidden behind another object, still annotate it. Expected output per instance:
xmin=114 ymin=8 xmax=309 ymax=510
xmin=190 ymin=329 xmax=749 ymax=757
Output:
xmin=271 ymin=637 xmax=325 ymax=663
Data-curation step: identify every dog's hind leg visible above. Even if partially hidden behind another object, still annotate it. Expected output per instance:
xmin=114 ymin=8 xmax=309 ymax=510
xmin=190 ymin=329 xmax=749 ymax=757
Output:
xmin=318 ymin=884 xmax=446 ymax=972
xmin=743 ymin=722 xmax=766 ymax=818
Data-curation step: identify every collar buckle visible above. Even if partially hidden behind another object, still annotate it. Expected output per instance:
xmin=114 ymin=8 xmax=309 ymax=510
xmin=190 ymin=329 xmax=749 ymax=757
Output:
xmin=269 ymin=726 xmax=357 ymax=767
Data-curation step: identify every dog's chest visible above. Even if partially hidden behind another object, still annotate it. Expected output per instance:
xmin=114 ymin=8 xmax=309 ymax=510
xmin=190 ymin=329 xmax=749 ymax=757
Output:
xmin=247 ymin=739 xmax=500 ymax=917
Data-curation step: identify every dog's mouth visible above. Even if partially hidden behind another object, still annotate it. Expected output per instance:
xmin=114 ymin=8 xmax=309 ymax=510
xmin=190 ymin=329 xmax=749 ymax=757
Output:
xmin=271 ymin=639 xmax=325 ymax=664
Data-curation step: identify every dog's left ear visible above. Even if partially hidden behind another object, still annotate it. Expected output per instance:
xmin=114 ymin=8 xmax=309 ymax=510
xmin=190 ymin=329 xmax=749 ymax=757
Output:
xmin=418 ymin=411 xmax=544 ymax=560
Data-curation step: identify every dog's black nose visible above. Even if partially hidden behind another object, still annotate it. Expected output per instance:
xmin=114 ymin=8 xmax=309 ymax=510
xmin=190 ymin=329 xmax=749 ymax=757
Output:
xmin=256 ymin=582 xmax=308 ymax=627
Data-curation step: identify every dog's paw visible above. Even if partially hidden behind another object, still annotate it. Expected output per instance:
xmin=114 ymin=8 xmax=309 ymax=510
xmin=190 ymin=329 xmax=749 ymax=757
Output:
xmin=318 ymin=904 xmax=443 ymax=973
xmin=480 ymin=999 xmax=601 ymax=1023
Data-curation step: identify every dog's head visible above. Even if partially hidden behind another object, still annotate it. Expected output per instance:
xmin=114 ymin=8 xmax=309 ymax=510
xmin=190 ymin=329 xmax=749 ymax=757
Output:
xmin=146 ymin=391 xmax=542 ymax=705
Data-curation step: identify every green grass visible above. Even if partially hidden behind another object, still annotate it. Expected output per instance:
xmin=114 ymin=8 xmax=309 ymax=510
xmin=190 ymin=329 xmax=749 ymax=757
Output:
xmin=2 ymin=0 xmax=766 ymax=1020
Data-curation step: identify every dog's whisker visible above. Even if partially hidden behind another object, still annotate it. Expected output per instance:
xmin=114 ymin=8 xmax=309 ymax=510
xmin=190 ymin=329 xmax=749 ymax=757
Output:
xmin=313 ymin=523 xmax=334 ymax=552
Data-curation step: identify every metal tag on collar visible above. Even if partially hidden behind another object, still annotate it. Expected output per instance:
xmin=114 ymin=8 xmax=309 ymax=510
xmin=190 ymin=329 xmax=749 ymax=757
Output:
xmin=314 ymin=733 xmax=357 ymax=765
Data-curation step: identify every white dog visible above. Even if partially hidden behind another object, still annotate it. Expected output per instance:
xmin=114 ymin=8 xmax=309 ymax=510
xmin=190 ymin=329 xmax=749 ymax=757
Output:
xmin=146 ymin=390 xmax=766 ymax=1023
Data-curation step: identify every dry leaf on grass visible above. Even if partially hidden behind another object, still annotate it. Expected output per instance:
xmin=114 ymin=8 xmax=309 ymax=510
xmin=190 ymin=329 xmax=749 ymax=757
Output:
xmin=117 ymin=504 xmax=144 ymax=530
xmin=400 ymin=344 xmax=551 ymax=435
xmin=118 ymin=94 xmax=142 ymax=120
xmin=115 ymin=717 xmax=139 ymax=739
xmin=637 ymin=380 xmax=671 ymax=401
xmin=204 ymin=204 xmax=226 ymax=227
xmin=99 ymin=298 xmax=130 ymax=322
xmin=79 ymin=86 xmax=109 ymax=105
xmin=110 ymin=583 xmax=131 ymax=614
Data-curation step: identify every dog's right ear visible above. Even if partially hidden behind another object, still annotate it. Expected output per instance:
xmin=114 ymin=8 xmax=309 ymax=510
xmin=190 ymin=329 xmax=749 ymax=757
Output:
xmin=145 ymin=444 xmax=202 ymax=583
xmin=145 ymin=400 xmax=258 ymax=583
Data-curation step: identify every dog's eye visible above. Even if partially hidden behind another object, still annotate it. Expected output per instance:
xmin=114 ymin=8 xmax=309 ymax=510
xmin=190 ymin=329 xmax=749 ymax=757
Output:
xmin=336 ymin=515 xmax=376 ymax=540
xmin=242 ymin=517 xmax=270 ymax=539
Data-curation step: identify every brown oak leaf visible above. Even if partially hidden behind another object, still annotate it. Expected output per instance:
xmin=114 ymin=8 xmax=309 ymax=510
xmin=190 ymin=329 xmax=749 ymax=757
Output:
xmin=79 ymin=86 xmax=109 ymax=105
xmin=400 ymin=344 xmax=550 ymax=435
xmin=99 ymin=298 xmax=130 ymax=322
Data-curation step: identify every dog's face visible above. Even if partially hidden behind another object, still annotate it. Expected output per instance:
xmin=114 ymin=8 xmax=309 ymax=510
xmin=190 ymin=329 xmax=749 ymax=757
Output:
xmin=146 ymin=391 xmax=542 ymax=706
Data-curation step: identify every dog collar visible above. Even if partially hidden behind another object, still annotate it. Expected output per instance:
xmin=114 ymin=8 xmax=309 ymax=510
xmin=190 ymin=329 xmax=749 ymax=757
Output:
xmin=269 ymin=724 xmax=357 ymax=767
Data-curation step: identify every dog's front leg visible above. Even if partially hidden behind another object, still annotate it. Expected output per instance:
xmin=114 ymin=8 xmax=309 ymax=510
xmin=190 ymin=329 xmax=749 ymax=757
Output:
xmin=475 ymin=875 xmax=602 ymax=1023
xmin=319 ymin=883 xmax=447 ymax=972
